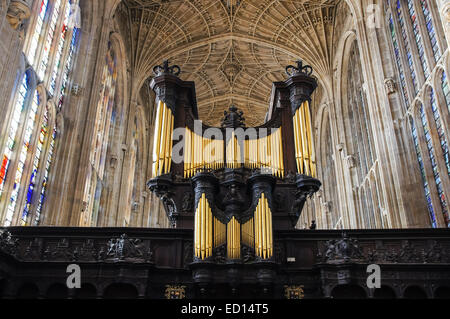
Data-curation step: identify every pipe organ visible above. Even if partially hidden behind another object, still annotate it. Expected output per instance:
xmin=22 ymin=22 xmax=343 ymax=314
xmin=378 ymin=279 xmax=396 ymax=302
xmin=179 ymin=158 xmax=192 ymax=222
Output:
xmin=148 ymin=60 xmax=321 ymax=266
xmin=152 ymin=100 xmax=174 ymax=178
xmin=293 ymin=101 xmax=316 ymax=177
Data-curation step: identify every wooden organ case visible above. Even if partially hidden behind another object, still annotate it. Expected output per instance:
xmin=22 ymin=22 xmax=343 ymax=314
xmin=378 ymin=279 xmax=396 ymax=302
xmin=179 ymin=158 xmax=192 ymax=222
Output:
xmin=147 ymin=60 xmax=321 ymax=289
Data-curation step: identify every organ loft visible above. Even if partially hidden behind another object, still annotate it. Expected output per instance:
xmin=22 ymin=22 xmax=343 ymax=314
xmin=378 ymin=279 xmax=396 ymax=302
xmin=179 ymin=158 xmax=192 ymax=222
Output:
xmin=0 ymin=0 xmax=450 ymax=299
xmin=148 ymin=59 xmax=321 ymax=266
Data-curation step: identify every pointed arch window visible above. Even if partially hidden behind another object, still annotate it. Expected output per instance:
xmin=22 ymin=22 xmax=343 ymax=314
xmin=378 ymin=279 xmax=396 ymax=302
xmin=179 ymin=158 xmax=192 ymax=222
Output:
xmin=0 ymin=73 xmax=30 ymax=196
xmin=5 ymin=89 xmax=40 ymax=225
xmin=347 ymin=41 xmax=375 ymax=182
xmin=27 ymin=0 xmax=49 ymax=67
xmin=406 ymin=0 xmax=429 ymax=78
xmin=395 ymin=0 xmax=418 ymax=94
xmin=82 ymin=42 xmax=118 ymax=226
xmin=1 ymin=1 xmax=81 ymax=226
xmin=419 ymin=0 xmax=441 ymax=62
xmin=388 ymin=14 xmax=409 ymax=107
xmin=37 ymin=0 xmax=62 ymax=80
xmin=418 ymin=104 xmax=449 ymax=226
xmin=409 ymin=116 xmax=436 ymax=227
xmin=430 ymin=89 xmax=449 ymax=175
xmin=345 ymin=41 xmax=378 ymax=228
xmin=387 ymin=0 xmax=448 ymax=227
xmin=442 ymin=72 xmax=450 ymax=113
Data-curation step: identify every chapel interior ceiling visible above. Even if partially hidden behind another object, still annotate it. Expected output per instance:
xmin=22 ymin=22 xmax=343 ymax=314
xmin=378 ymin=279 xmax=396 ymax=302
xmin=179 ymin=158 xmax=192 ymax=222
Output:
xmin=115 ymin=0 xmax=339 ymax=126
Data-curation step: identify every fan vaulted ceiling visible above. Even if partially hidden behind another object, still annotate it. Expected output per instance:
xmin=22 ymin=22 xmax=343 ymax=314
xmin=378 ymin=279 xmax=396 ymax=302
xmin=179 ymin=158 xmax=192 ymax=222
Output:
xmin=114 ymin=0 xmax=338 ymax=126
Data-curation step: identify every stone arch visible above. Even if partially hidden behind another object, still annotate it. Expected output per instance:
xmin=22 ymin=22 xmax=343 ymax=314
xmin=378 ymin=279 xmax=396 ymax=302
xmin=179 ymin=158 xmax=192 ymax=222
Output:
xmin=434 ymin=286 xmax=450 ymax=299
xmin=16 ymin=282 xmax=40 ymax=299
xmin=76 ymin=283 xmax=98 ymax=299
xmin=46 ymin=282 xmax=68 ymax=299
xmin=373 ymin=285 xmax=397 ymax=299
xmin=103 ymin=282 xmax=138 ymax=299
xmin=331 ymin=284 xmax=367 ymax=299
xmin=403 ymin=285 xmax=428 ymax=299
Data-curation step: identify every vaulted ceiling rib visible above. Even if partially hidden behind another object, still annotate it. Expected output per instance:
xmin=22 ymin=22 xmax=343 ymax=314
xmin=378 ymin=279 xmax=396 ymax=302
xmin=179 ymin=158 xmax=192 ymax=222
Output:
xmin=115 ymin=0 xmax=338 ymax=126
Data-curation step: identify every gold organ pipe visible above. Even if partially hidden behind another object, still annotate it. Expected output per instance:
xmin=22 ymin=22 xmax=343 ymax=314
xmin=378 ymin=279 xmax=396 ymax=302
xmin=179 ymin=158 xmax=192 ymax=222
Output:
xmin=227 ymin=217 xmax=241 ymax=259
xmin=256 ymin=198 xmax=261 ymax=257
xmin=195 ymin=196 xmax=199 ymax=257
xmin=152 ymin=101 xmax=163 ymax=177
xmin=227 ymin=218 xmax=231 ymax=257
xmin=194 ymin=194 xmax=214 ymax=260
xmin=261 ymin=193 xmax=267 ymax=259
xmin=215 ymin=217 xmax=218 ymax=247
xmin=305 ymin=101 xmax=316 ymax=177
xmin=292 ymin=110 xmax=299 ymax=172
xmin=201 ymin=194 xmax=205 ymax=259
xmin=300 ymin=102 xmax=310 ymax=176
xmin=293 ymin=108 xmax=301 ymax=174
xmin=292 ymin=102 xmax=316 ymax=178
xmin=268 ymin=199 xmax=273 ymax=258
xmin=279 ymin=129 xmax=284 ymax=177
xmin=167 ymin=111 xmax=174 ymax=172
xmin=253 ymin=194 xmax=273 ymax=259
xmin=207 ymin=196 xmax=211 ymax=257
xmin=152 ymin=102 xmax=175 ymax=177
xmin=184 ymin=128 xmax=188 ymax=178
xmin=264 ymin=195 xmax=270 ymax=258
xmin=158 ymin=103 xmax=167 ymax=176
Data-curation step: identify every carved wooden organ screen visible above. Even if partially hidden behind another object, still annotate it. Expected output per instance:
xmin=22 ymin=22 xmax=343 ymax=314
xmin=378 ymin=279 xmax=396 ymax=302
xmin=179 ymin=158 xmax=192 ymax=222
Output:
xmin=148 ymin=60 xmax=321 ymax=262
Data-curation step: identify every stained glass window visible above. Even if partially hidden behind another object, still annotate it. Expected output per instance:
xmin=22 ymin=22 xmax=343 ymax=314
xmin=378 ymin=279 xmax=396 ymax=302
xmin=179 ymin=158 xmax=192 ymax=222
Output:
xmin=58 ymin=27 xmax=79 ymax=110
xmin=82 ymin=43 xmax=117 ymax=226
xmin=22 ymin=107 xmax=49 ymax=225
xmin=5 ymin=90 xmax=40 ymax=226
xmin=389 ymin=14 xmax=410 ymax=108
xmin=442 ymin=72 xmax=450 ymax=113
xmin=406 ymin=0 xmax=429 ymax=79
xmin=419 ymin=105 xmax=449 ymax=226
xmin=0 ymin=73 xmax=29 ymax=196
xmin=49 ymin=2 xmax=71 ymax=96
xmin=27 ymin=0 xmax=49 ymax=66
xmin=396 ymin=0 xmax=418 ymax=94
xmin=430 ymin=89 xmax=450 ymax=175
xmin=35 ymin=127 xmax=56 ymax=225
xmin=1 ymin=1 xmax=81 ymax=226
xmin=37 ymin=0 xmax=61 ymax=80
xmin=419 ymin=0 xmax=441 ymax=63
xmin=410 ymin=117 xmax=436 ymax=227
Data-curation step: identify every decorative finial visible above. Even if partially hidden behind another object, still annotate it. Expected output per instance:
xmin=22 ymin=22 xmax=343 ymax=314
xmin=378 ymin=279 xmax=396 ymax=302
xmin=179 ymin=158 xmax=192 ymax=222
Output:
xmin=153 ymin=60 xmax=181 ymax=77
xmin=221 ymin=105 xmax=246 ymax=128
xmin=285 ymin=60 xmax=313 ymax=77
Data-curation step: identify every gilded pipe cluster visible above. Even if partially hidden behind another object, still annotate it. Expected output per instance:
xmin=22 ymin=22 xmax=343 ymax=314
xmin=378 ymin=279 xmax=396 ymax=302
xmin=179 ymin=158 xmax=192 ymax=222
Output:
xmin=244 ymin=128 xmax=284 ymax=177
xmin=293 ymin=101 xmax=316 ymax=177
xmin=226 ymin=131 xmax=242 ymax=169
xmin=152 ymin=101 xmax=174 ymax=177
xmin=254 ymin=193 xmax=273 ymax=259
xmin=213 ymin=216 xmax=226 ymax=248
xmin=242 ymin=217 xmax=255 ymax=249
xmin=184 ymin=128 xmax=225 ymax=178
xmin=227 ymin=216 xmax=241 ymax=259
xmin=194 ymin=193 xmax=213 ymax=260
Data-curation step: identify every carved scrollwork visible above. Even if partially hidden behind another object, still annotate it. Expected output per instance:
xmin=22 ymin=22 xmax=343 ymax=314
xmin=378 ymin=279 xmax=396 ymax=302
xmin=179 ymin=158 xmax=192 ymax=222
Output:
xmin=153 ymin=60 xmax=181 ymax=77
xmin=286 ymin=60 xmax=313 ymax=77
xmin=0 ymin=230 xmax=18 ymax=257
xmin=181 ymin=191 xmax=194 ymax=212
xmin=221 ymin=105 xmax=246 ymax=128
xmin=321 ymin=233 xmax=364 ymax=264
xmin=105 ymin=234 xmax=146 ymax=262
